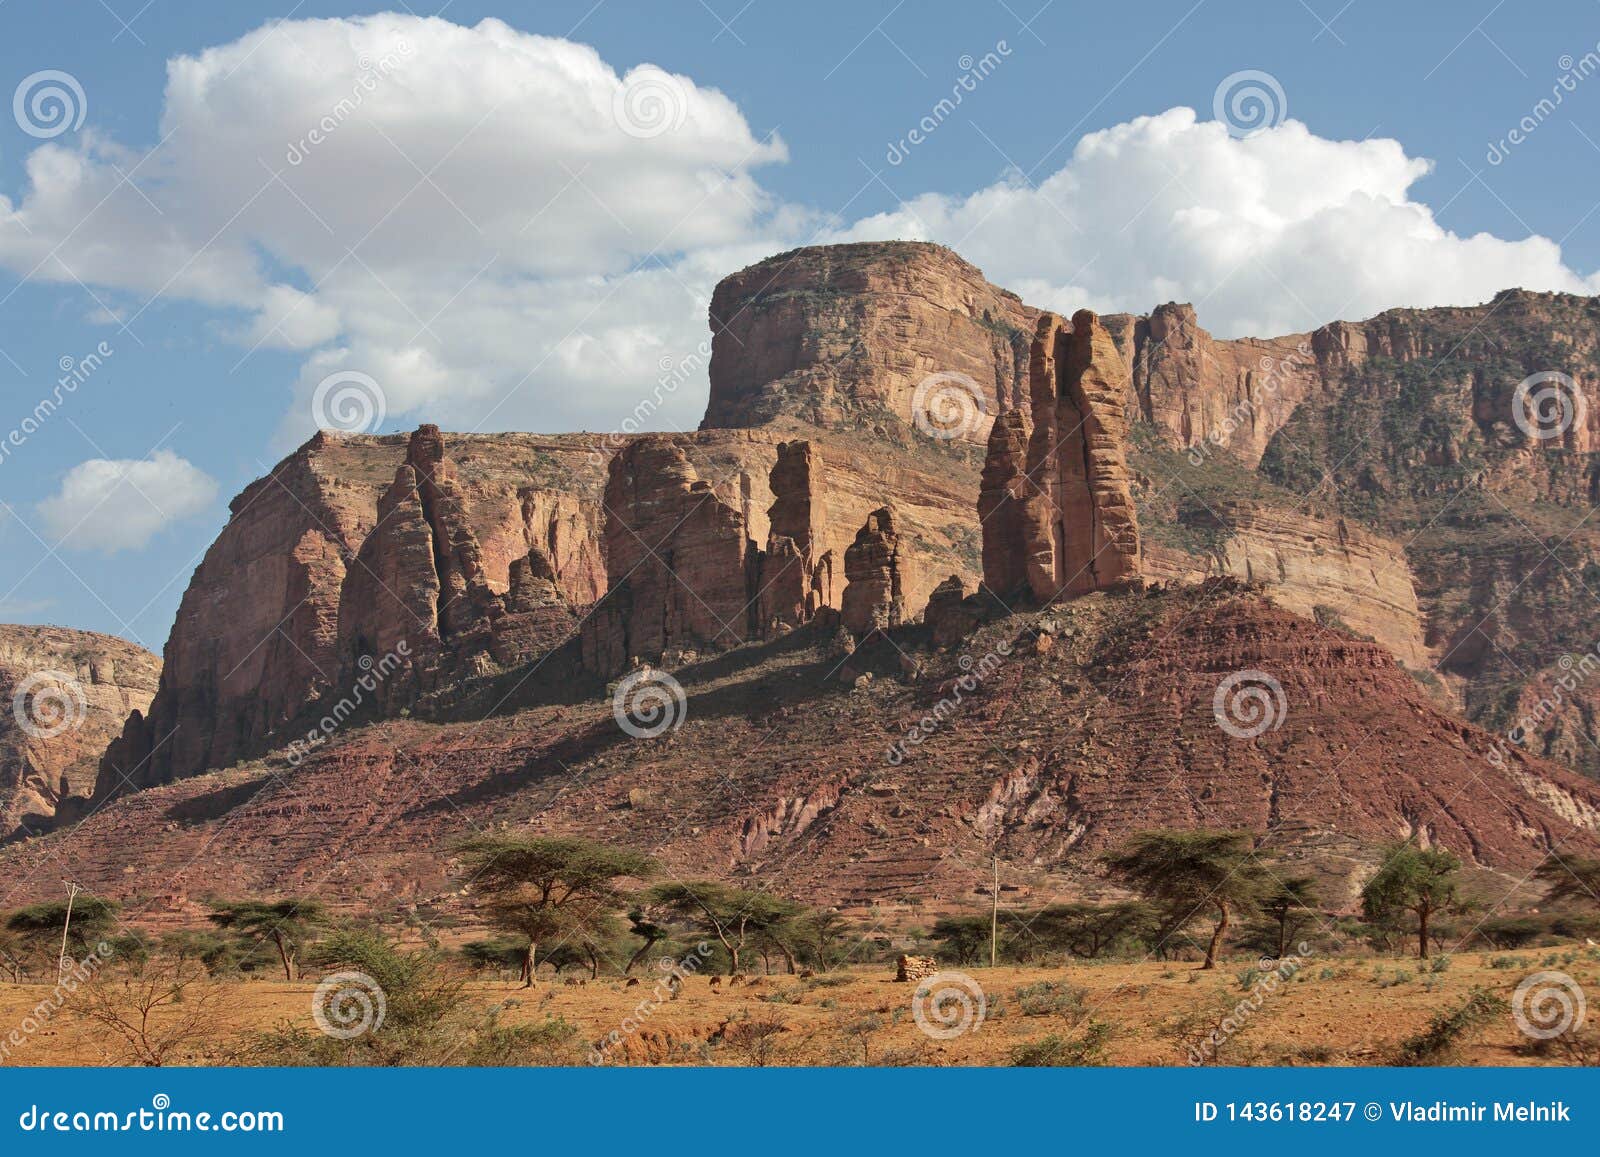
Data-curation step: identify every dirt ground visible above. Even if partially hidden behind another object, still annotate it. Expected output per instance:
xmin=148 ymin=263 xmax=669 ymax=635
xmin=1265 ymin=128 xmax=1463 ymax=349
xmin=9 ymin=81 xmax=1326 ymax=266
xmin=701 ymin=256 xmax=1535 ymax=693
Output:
xmin=3 ymin=948 xmax=1596 ymax=1067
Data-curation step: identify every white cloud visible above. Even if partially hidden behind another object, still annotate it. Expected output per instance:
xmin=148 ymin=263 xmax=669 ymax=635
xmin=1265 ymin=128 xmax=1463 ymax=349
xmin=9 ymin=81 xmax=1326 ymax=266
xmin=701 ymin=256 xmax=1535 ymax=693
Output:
xmin=0 ymin=18 xmax=1595 ymax=448
xmin=0 ymin=14 xmax=791 ymax=445
xmin=36 ymin=450 xmax=219 ymax=552
xmin=838 ymin=108 xmax=1600 ymax=337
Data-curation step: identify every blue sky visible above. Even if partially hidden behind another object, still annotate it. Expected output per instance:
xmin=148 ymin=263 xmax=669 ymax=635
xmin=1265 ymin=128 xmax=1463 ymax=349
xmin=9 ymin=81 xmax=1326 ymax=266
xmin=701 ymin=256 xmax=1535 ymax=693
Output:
xmin=2 ymin=0 xmax=1600 ymax=651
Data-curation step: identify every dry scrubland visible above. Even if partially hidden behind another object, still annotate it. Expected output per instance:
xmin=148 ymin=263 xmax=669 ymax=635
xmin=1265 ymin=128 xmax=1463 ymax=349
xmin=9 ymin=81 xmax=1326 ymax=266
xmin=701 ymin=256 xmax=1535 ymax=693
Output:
xmin=3 ymin=950 xmax=1597 ymax=1067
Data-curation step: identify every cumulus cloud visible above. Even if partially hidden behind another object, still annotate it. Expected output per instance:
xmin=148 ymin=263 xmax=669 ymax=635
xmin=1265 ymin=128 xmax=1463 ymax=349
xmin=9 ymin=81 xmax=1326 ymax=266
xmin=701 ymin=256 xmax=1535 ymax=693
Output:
xmin=0 ymin=14 xmax=792 ymax=445
xmin=839 ymin=108 xmax=1600 ymax=337
xmin=0 ymin=16 xmax=1595 ymax=450
xmin=36 ymin=451 xmax=219 ymax=552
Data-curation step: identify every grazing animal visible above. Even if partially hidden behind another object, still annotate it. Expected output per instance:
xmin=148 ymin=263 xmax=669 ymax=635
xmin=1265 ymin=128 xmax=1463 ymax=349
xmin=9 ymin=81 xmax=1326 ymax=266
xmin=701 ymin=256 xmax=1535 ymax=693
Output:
xmin=625 ymin=977 xmax=641 ymax=987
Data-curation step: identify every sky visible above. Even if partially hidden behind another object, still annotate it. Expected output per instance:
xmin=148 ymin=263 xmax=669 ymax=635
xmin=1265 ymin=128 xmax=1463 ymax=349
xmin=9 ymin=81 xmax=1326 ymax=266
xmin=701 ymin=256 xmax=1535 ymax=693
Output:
xmin=2 ymin=0 xmax=1600 ymax=651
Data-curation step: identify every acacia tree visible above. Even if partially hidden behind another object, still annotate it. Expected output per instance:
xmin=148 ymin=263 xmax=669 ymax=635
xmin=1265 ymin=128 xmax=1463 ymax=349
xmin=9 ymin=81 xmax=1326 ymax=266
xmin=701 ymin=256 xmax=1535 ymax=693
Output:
xmin=1101 ymin=830 xmax=1270 ymax=969
xmin=454 ymin=835 xmax=656 ymax=986
xmin=1031 ymin=901 xmax=1157 ymax=960
xmin=929 ymin=914 xmax=991 ymax=966
xmin=623 ymin=907 xmax=669 ymax=974
xmin=1361 ymin=844 xmax=1461 ymax=959
xmin=5 ymin=896 xmax=120 ymax=970
xmin=1261 ymin=875 xmax=1321 ymax=959
xmin=647 ymin=882 xmax=799 ymax=975
xmin=1535 ymin=855 xmax=1600 ymax=908
xmin=206 ymin=899 xmax=328 ymax=981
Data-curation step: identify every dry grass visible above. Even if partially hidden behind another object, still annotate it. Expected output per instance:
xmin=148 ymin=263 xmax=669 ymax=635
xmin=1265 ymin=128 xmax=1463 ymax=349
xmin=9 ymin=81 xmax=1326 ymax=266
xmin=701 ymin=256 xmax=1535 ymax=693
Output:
xmin=3 ymin=951 xmax=1596 ymax=1067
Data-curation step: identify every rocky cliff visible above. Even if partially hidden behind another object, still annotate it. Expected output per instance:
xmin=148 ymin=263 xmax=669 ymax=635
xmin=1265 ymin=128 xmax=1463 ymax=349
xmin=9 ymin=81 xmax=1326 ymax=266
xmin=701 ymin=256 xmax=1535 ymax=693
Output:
xmin=704 ymin=242 xmax=1037 ymax=444
xmin=0 ymin=626 xmax=159 ymax=834
xmin=95 ymin=430 xmax=608 ymax=800
xmin=73 ymin=244 xmax=1600 ymax=827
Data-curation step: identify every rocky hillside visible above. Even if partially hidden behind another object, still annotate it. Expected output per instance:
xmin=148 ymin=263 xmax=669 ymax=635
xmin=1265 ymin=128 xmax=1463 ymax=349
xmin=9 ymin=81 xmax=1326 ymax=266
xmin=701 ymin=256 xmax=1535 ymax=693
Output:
xmin=8 ymin=239 xmax=1600 ymax=917
xmin=0 ymin=626 xmax=159 ymax=835
xmin=5 ymin=584 xmax=1595 ymax=914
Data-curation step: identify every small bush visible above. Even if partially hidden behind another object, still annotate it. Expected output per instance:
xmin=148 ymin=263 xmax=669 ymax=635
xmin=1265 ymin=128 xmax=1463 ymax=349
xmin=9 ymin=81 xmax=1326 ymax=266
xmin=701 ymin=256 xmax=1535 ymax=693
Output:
xmin=1392 ymin=987 xmax=1508 ymax=1066
xmin=1009 ymin=1021 xmax=1112 ymax=1067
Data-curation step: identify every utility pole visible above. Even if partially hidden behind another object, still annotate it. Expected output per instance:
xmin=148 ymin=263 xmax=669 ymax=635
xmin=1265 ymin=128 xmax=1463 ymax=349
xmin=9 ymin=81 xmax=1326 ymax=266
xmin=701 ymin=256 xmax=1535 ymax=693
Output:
xmin=59 ymin=880 xmax=81 ymax=976
xmin=990 ymin=857 xmax=999 ymax=969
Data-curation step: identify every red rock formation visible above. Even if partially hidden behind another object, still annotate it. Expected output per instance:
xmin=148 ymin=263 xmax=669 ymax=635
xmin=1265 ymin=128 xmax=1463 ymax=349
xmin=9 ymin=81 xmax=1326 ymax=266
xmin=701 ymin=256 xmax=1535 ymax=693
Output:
xmin=841 ymin=508 xmax=910 ymax=635
xmin=97 ymin=429 xmax=608 ymax=800
xmin=994 ymin=310 xmax=1142 ymax=603
xmin=334 ymin=427 xmax=580 ymax=707
xmin=583 ymin=437 xmax=759 ymax=672
xmin=1 ymin=627 xmax=159 ymax=832
xmin=923 ymin=575 xmax=976 ymax=647
xmin=977 ymin=410 xmax=1031 ymax=598
xmin=757 ymin=441 xmax=834 ymax=632
xmin=704 ymin=242 xmax=1036 ymax=442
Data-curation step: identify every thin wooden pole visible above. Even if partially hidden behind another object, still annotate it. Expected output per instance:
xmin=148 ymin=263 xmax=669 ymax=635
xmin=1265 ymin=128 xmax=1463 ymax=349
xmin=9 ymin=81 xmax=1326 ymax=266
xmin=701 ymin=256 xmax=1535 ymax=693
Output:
xmin=59 ymin=880 xmax=80 ymax=975
xmin=990 ymin=858 xmax=999 ymax=968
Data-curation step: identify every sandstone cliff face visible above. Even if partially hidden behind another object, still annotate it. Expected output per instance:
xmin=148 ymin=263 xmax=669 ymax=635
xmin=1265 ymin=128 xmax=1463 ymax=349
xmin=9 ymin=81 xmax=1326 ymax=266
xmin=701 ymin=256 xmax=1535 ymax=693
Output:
xmin=982 ymin=311 xmax=1142 ymax=602
xmin=1142 ymin=501 xmax=1430 ymax=669
xmin=704 ymin=242 xmax=1037 ymax=444
xmin=98 ymin=430 xmax=608 ymax=798
xmin=840 ymin=508 xmax=909 ymax=635
xmin=0 ymin=626 xmax=159 ymax=833
xmin=1107 ymin=303 xmax=1322 ymax=467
